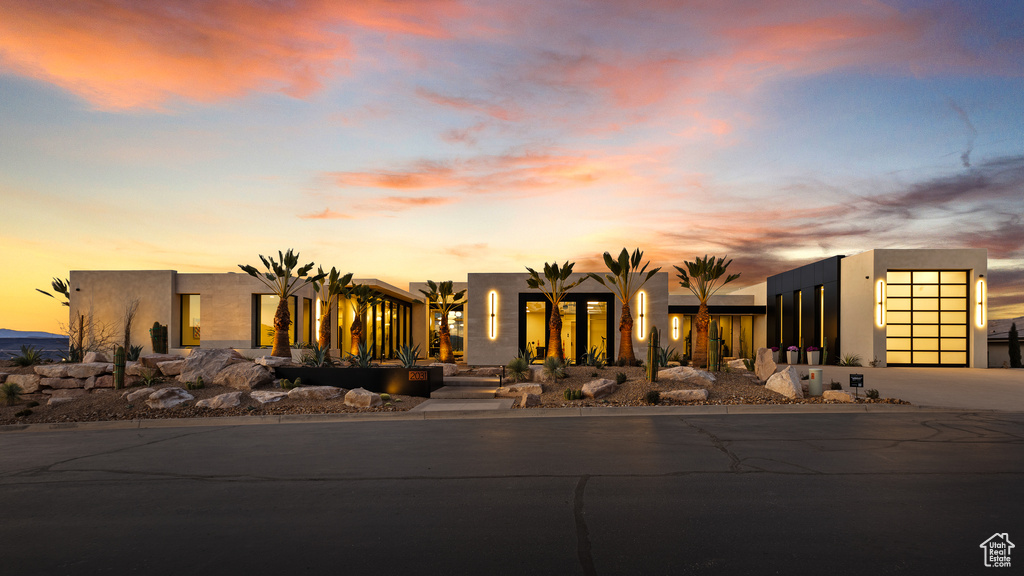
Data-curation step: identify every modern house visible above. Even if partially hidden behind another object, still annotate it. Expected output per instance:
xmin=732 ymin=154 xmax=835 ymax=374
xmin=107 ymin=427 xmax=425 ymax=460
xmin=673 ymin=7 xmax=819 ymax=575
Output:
xmin=67 ymin=248 xmax=992 ymax=368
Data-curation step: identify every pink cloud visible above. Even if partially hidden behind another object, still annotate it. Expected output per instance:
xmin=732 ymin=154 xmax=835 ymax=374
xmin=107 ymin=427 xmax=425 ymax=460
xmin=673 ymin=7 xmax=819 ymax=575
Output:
xmin=299 ymin=208 xmax=354 ymax=220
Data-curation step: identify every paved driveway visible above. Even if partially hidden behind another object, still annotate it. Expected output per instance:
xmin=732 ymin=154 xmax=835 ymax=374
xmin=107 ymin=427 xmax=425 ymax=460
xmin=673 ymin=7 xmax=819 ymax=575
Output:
xmin=795 ymin=366 xmax=1024 ymax=411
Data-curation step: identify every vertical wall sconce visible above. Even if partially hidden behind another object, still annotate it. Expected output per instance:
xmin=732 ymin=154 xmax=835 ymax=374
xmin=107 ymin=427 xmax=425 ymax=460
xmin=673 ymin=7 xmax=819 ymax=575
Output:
xmin=488 ymin=290 xmax=498 ymax=339
xmin=876 ymin=279 xmax=886 ymax=327
xmin=637 ymin=291 xmax=647 ymax=339
xmin=975 ymin=279 xmax=985 ymax=328
xmin=672 ymin=316 xmax=679 ymax=340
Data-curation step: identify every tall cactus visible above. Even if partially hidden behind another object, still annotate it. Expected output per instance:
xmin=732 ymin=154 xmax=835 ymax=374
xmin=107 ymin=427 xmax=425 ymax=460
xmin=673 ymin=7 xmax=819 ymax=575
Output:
xmin=707 ymin=319 xmax=720 ymax=371
xmin=149 ymin=321 xmax=168 ymax=354
xmin=645 ymin=326 xmax=660 ymax=382
xmin=113 ymin=345 xmax=126 ymax=390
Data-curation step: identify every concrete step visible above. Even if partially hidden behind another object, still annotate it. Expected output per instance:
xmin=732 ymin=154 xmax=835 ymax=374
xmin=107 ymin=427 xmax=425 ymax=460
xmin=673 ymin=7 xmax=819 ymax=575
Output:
xmin=430 ymin=386 xmax=497 ymax=399
xmin=444 ymin=376 xmax=501 ymax=387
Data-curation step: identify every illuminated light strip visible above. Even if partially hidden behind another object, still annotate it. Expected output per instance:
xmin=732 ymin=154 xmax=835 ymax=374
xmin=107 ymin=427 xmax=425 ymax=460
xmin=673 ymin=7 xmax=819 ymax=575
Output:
xmin=488 ymin=291 xmax=497 ymax=339
xmin=672 ymin=316 xmax=679 ymax=340
xmin=637 ymin=291 xmax=646 ymax=339
xmin=976 ymin=279 xmax=985 ymax=328
xmin=876 ymin=279 xmax=886 ymax=327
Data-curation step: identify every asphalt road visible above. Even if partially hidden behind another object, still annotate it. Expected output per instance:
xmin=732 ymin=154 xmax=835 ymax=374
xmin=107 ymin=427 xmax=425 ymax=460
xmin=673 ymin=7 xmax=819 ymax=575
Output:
xmin=2 ymin=412 xmax=1022 ymax=575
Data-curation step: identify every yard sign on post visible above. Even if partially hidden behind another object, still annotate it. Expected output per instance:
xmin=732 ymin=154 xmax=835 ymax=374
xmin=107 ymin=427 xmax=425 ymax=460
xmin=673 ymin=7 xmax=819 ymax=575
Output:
xmin=849 ymin=373 xmax=864 ymax=399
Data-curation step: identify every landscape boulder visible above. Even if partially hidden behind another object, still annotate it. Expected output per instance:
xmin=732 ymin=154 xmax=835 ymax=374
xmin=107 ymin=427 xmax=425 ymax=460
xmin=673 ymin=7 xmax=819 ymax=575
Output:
xmin=288 ymin=386 xmax=342 ymax=401
xmin=140 ymin=354 xmax=179 ymax=370
xmin=494 ymin=383 xmax=543 ymax=398
xmin=659 ymin=366 xmax=716 ymax=384
xmin=68 ymin=362 xmax=111 ymax=379
xmin=251 ymin=390 xmax=289 ymax=404
xmin=213 ymin=362 xmax=273 ymax=391
xmin=34 ymin=364 xmax=71 ymax=378
xmin=727 ymin=359 xmax=748 ymax=371
xmin=47 ymin=389 xmax=87 ymax=406
xmin=473 ymin=367 xmax=503 ymax=377
xmin=145 ymin=388 xmax=194 ymax=409
xmin=7 ymin=374 xmax=41 ymax=394
xmin=582 ymin=378 xmax=618 ymax=399
xmin=766 ymin=366 xmax=803 ymax=399
xmin=177 ymin=348 xmax=247 ymax=385
xmin=662 ymin=389 xmax=709 ymax=402
xmin=124 ymin=387 xmax=155 ymax=403
xmin=520 ymin=392 xmax=540 ymax=408
xmin=254 ymin=356 xmax=295 ymax=369
xmin=82 ymin=351 xmax=108 ymax=363
xmin=85 ymin=375 xmax=114 ymax=390
xmin=40 ymin=377 xmax=82 ymax=390
xmin=195 ymin=391 xmax=243 ymax=409
xmin=127 ymin=361 xmax=160 ymax=378
xmin=344 ymin=387 xmax=382 ymax=408
xmin=157 ymin=360 xmax=185 ymax=376
xmin=754 ymin=348 xmax=777 ymax=382
xmin=428 ymin=362 xmax=459 ymax=376
xmin=823 ymin=390 xmax=853 ymax=403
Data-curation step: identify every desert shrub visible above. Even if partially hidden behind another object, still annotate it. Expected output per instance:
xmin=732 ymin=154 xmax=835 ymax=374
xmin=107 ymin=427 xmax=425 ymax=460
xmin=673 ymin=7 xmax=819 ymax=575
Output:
xmin=615 ymin=357 xmax=627 ymax=367
xmin=869 ymin=357 xmax=880 ymax=368
xmin=346 ymin=343 xmax=373 ymax=368
xmin=830 ymin=381 xmax=842 ymax=391
xmin=127 ymin=345 xmax=144 ymax=361
xmin=139 ymin=369 xmax=161 ymax=387
xmin=15 ymin=409 xmax=32 ymax=417
xmin=542 ymin=356 xmax=566 ymax=380
xmin=12 ymin=345 xmax=44 ymax=367
xmin=279 ymin=377 xmax=301 ymax=390
xmin=1 ymin=382 xmax=24 ymax=405
xmin=644 ymin=390 xmax=661 ymax=404
xmin=582 ymin=346 xmax=605 ymax=368
xmin=506 ymin=356 xmax=530 ymax=383
xmin=615 ymin=372 xmax=627 ymax=385
xmin=866 ymin=389 xmax=879 ymax=399
xmin=590 ymin=371 xmax=599 ymax=377
xmin=839 ymin=354 xmax=863 ymax=367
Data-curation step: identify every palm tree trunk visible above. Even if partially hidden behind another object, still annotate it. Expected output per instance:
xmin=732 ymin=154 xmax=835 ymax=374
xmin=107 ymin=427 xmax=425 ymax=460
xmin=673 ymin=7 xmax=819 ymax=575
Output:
xmin=547 ymin=305 xmax=563 ymax=361
xmin=618 ymin=302 xmax=635 ymax=365
xmin=317 ymin=308 xmax=331 ymax=349
xmin=439 ymin=323 xmax=454 ymax=363
xmin=271 ymin=298 xmax=291 ymax=358
xmin=350 ymin=314 xmax=363 ymax=355
xmin=694 ymin=303 xmax=709 ymax=369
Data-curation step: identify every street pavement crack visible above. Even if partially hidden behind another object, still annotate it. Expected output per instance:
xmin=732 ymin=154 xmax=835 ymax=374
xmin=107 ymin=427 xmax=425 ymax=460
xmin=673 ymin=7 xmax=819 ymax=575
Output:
xmin=574 ymin=475 xmax=596 ymax=576
xmin=682 ymin=418 xmax=743 ymax=472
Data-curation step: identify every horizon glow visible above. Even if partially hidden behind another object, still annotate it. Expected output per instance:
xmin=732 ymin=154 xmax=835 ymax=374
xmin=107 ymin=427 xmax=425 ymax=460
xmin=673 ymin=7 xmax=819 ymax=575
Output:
xmin=1 ymin=0 xmax=1022 ymax=333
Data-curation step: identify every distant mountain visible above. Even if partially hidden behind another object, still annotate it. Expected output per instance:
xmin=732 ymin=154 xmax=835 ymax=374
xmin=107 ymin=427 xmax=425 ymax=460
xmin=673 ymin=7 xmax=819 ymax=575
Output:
xmin=0 ymin=328 xmax=65 ymax=339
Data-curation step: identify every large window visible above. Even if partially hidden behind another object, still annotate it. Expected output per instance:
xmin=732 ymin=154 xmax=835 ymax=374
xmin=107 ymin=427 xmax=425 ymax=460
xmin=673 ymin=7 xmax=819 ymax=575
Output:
xmin=303 ymin=298 xmax=313 ymax=345
xmin=428 ymin=304 xmax=463 ymax=360
xmin=255 ymin=295 xmax=297 ymax=347
xmin=886 ymin=270 xmax=968 ymax=366
xmin=180 ymin=294 xmax=200 ymax=347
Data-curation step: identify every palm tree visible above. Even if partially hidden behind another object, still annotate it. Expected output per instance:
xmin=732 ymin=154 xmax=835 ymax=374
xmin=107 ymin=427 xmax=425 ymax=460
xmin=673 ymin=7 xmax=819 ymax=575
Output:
xmin=674 ymin=255 xmax=740 ymax=369
xmin=311 ymin=267 xmax=353 ymax=352
xmin=239 ymin=250 xmax=324 ymax=358
xmin=36 ymin=277 xmax=70 ymax=306
xmin=526 ymin=261 xmax=588 ymax=362
xmin=37 ymin=277 xmax=83 ymax=360
xmin=588 ymin=248 xmax=661 ymax=366
xmin=419 ymin=280 xmax=466 ymax=364
xmin=347 ymin=284 xmax=384 ymax=356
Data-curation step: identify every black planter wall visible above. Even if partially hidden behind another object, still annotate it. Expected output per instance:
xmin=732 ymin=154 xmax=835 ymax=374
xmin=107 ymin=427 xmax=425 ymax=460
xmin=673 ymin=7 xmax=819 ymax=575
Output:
xmin=274 ymin=366 xmax=444 ymax=398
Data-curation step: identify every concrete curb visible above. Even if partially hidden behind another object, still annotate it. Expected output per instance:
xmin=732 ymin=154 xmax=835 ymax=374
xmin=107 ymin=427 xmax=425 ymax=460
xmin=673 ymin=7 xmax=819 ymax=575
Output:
xmin=0 ymin=403 xmax=976 ymax=434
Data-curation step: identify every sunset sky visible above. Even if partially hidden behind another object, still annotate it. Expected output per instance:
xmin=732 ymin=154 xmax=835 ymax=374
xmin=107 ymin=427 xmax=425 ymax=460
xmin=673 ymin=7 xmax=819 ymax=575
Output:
xmin=1 ymin=0 xmax=1022 ymax=333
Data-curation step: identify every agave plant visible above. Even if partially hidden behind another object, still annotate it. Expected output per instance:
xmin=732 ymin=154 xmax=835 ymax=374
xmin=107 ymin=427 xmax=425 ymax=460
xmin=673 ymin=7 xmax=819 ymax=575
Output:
xmin=658 ymin=345 xmax=677 ymax=367
xmin=301 ymin=342 xmax=334 ymax=367
xmin=13 ymin=345 xmax=44 ymax=367
xmin=239 ymin=250 xmax=325 ymax=358
xmin=346 ymin=342 xmax=373 ymax=368
xmin=127 ymin=345 xmax=143 ymax=361
xmin=582 ymin=346 xmax=605 ymax=368
xmin=396 ymin=344 xmax=421 ymax=368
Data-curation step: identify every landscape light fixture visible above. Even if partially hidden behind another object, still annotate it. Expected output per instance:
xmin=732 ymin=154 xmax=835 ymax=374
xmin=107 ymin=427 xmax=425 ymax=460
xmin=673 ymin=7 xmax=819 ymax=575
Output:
xmin=976 ymin=279 xmax=986 ymax=328
xmin=637 ymin=291 xmax=646 ymax=339
xmin=876 ymin=279 xmax=886 ymax=327
xmin=672 ymin=316 xmax=679 ymax=340
xmin=488 ymin=291 xmax=497 ymax=339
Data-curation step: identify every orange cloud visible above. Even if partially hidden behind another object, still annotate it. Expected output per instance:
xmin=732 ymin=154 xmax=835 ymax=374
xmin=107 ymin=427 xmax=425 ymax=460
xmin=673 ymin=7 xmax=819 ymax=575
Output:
xmin=416 ymin=88 xmax=522 ymax=122
xmin=300 ymin=208 xmax=354 ymax=220
xmin=0 ymin=0 xmax=464 ymax=109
